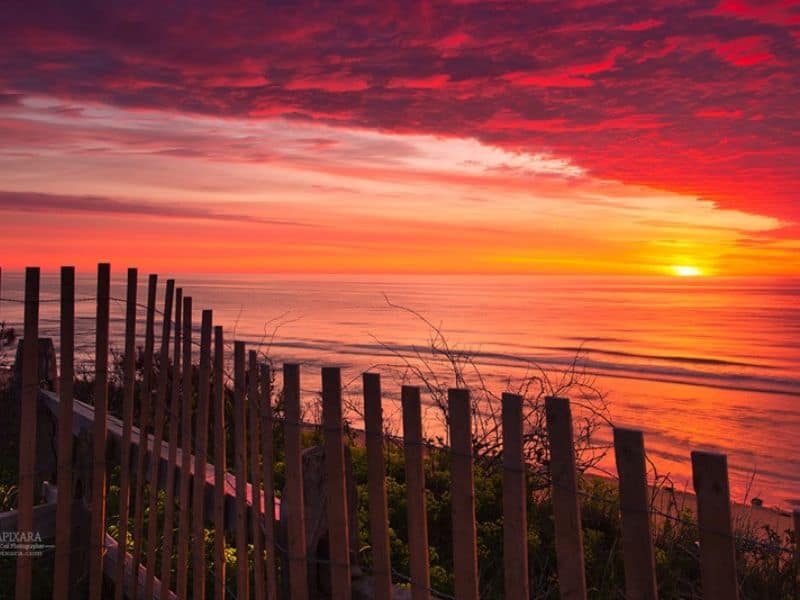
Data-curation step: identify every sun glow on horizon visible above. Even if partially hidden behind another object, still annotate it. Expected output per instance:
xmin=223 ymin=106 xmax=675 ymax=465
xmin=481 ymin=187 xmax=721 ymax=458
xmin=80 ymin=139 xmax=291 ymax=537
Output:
xmin=672 ymin=265 xmax=704 ymax=277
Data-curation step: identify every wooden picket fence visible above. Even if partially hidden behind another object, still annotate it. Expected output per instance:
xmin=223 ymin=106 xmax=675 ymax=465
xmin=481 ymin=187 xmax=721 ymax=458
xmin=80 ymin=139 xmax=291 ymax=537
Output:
xmin=1 ymin=263 xmax=799 ymax=599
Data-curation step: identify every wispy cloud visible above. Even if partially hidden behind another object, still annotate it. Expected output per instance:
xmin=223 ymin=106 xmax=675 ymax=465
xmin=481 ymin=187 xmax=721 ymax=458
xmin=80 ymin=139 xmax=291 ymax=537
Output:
xmin=0 ymin=0 xmax=796 ymax=224
xmin=0 ymin=0 xmax=797 ymax=273
xmin=0 ymin=190 xmax=313 ymax=227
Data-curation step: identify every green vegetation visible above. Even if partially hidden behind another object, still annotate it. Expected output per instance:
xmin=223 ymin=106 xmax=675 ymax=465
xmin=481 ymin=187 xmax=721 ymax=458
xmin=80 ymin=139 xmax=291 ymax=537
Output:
xmin=344 ymin=438 xmax=797 ymax=599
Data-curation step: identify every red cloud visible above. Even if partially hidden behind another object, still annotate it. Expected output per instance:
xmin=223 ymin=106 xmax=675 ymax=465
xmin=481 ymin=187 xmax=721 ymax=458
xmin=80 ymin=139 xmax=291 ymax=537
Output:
xmin=618 ymin=19 xmax=664 ymax=32
xmin=714 ymin=35 xmax=778 ymax=66
xmin=285 ymin=75 xmax=371 ymax=93
xmin=387 ymin=74 xmax=451 ymax=89
xmin=567 ymin=47 xmax=626 ymax=76
xmin=711 ymin=0 xmax=800 ymax=27
xmin=501 ymin=71 xmax=594 ymax=88
xmin=695 ymin=109 xmax=744 ymax=118
xmin=0 ymin=0 xmax=797 ymax=225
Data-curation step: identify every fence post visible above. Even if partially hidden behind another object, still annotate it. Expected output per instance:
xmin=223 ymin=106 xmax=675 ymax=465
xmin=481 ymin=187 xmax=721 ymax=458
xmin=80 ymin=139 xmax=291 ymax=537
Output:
xmin=160 ymin=286 xmax=182 ymax=599
xmin=15 ymin=266 xmax=39 ymax=600
xmin=545 ymin=396 xmax=587 ymax=600
xmin=613 ymin=428 xmax=658 ymax=600
xmin=192 ymin=310 xmax=213 ymax=599
xmin=89 ymin=263 xmax=110 ymax=600
xmin=794 ymin=509 xmax=800 ymax=594
xmin=322 ymin=367 xmax=352 ymax=599
xmin=283 ymin=363 xmax=309 ymax=600
xmin=131 ymin=273 xmax=157 ymax=600
xmin=53 ymin=266 xmax=75 ymax=600
xmin=176 ymin=295 xmax=193 ymax=599
xmin=261 ymin=363 xmax=279 ymax=600
xmin=402 ymin=385 xmax=431 ymax=600
xmin=691 ymin=451 xmax=739 ymax=600
xmin=145 ymin=279 xmax=174 ymax=598
xmin=234 ymin=341 xmax=249 ymax=600
xmin=113 ymin=268 xmax=137 ymax=600
xmin=502 ymin=392 xmax=529 ymax=600
xmin=213 ymin=326 xmax=227 ymax=600
xmin=249 ymin=350 xmax=266 ymax=600
xmin=363 ymin=373 xmax=392 ymax=599
xmin=794 ymin=508 xmax=800 ymax=594
xmin=449 ymin=388 xmax=479 ymax=599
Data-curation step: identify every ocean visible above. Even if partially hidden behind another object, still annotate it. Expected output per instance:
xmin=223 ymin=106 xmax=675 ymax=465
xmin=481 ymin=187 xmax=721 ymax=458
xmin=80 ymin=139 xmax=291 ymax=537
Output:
xmin=1 ymin=272 xmax=798 ymax=509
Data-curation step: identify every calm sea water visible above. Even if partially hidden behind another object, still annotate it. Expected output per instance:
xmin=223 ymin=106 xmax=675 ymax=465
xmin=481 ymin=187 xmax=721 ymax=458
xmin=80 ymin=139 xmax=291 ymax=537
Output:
xmin=2 ymin=273 xmax=798 ymax=508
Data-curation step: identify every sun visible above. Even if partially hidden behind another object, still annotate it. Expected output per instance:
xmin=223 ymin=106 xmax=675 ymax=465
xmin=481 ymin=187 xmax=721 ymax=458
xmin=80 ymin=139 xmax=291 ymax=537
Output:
xmin=671 ymin=265 xmax=703 ymax=277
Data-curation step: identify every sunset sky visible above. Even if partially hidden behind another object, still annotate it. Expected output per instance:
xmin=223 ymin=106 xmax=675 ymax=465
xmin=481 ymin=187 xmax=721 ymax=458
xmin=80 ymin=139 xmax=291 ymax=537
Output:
xmin=1 ymin=1 xmax=798 ymax=275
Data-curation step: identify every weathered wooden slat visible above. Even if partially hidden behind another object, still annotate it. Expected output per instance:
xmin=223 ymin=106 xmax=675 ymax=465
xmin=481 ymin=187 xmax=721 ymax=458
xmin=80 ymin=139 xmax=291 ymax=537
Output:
xmin=402 ymin=385 xmax=431 ymax=600
xmin=614 ymin=428 xmax=658 ymax=600
xmin=114 ymin=268 xmax=138 ymax=600
xmin=192 ymin=310 xmax=213 ymax=599
xmin=1 ymin=498 xmax=60 ymax=538
xmin=249 ymin=350 xmax=266 ymax=600
xmin=794 ymin=509 xmax=800 ymax=589
xmin=261 ymin=362 xmax=279 ymax=600
xmin=53 ymin=266 xmax=76 ymax=600
xmin=692 ymin=451 xmax=739 ymax=600
xmin=545 ymin=396 xmax=587 ymax=600
xmin=14 ymin=266 xmax=39 ymax=600
xmin=213 ymin=325 xmax=227 ymax=600
xmin=283 ymin=363 xmax=310 ymax=600
xmin=131 ymin=273 xmax=157 ymax=600
xmin=363 ymin=373 xmax=392 ymax=599
xmin=36 ymin=388 xmax=270 ymax=533
xmin=234 ymin=341 xmax=249 ymax=599
xmin=145 ymin=279 xmax=174 ymax=598
xmin=502 ymin=393 xmax=529 ymax=600
xmin=449 ymin=388 xmax=479 ymax=600
xmin=176 ymin=296 xmax=193 ymax=599
xmin=103 ymin=533 xmax=177 ymax=600
xmin=89 ymin=263 xmax=111 ymax=600
xmin=159 ymin=286 xmax=182 ymax=599
xmin=322 ymin=367 xmax=352 ymax=599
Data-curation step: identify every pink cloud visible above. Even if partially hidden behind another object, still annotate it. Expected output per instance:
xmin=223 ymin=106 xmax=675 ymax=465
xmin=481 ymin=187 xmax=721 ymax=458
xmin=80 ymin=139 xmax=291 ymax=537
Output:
xmin=387 ymin=74 xmax=451 ymax=89
xmin=711 ymin=0 xmax=800 ymax=27
xmin=714 ymin=35 xmax=779 ymax=66
xmin=501 ymin=72 xmax=594 ymax=88
xmin=566 ymin=47 xmax=626 ymax=76
xmin=435 ymin=31 xmax=472 ymax=50
xmin=0 ymin=0 xmax=797 ymax=228
xmin=695 ymin=109 xmax=744 ymax=118
xmin=618 ymin=19 xmax=664 ymax=32
xmin=285 ymin=75 xmax=371 ymax=93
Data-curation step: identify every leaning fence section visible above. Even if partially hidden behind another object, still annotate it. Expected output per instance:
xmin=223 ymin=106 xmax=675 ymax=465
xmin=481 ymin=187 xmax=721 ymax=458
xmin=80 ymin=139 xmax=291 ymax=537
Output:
xmin=1 ymin=263 xmax=798 ymax=600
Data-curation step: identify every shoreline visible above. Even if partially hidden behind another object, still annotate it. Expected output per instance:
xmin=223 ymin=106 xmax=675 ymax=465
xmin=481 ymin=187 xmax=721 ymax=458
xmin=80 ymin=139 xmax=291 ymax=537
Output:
xmin=591 ymin=474 xmax=794 ymax=536
xmin=346 ymin=426 xmax=795 ymax=535
xmin=0 ymin=366 xmax=793 ymax=536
